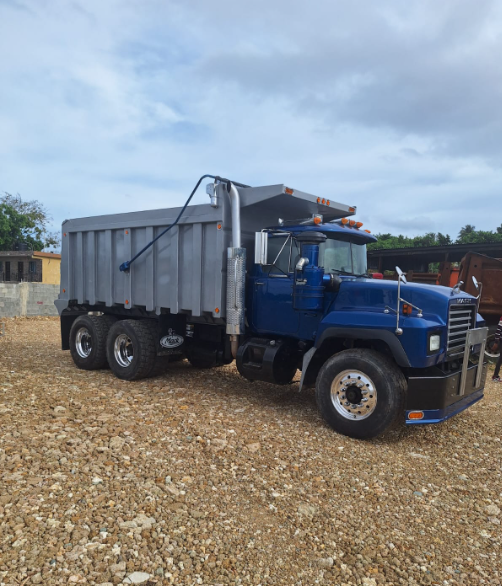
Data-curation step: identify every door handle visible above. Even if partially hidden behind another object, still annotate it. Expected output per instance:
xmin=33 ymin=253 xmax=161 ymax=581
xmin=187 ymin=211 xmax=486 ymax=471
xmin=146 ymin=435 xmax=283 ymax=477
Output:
xmin=255 ymin=282 xmax=265 ymax=286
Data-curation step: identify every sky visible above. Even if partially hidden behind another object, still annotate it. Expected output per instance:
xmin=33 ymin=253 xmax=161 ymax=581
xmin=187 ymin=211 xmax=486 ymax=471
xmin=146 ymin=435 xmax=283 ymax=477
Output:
xmin=1 ymin=0 xmax=501 ymax=247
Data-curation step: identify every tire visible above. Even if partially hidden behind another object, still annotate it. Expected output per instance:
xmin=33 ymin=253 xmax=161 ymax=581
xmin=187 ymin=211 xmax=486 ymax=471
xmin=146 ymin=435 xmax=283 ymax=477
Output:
xmin=485 ymin=335 xmax=500 ymax=364
xmin=69 ymin=314 xmax=117 ymax=370
xmin=315 ymin=349 xmax=406 ymax=440
xmin=106 ymin=319 xmax=157 ymax=381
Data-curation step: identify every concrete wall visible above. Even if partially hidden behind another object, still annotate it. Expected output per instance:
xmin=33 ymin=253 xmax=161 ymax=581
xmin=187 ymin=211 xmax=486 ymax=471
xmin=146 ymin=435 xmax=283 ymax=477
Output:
xmin=0 ymin=282 xmax=59 ymax=318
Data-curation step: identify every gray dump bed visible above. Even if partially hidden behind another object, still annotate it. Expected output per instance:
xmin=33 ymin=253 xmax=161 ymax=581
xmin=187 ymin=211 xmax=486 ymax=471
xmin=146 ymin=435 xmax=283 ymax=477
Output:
xmin=56 ymin=183 xmax=355 ymax=320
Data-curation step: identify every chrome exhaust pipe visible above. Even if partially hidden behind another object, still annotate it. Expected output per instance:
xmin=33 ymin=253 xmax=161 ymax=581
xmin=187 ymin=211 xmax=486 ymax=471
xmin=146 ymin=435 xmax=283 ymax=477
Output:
xmin=226 ymin=183 xmax=245 ymax=357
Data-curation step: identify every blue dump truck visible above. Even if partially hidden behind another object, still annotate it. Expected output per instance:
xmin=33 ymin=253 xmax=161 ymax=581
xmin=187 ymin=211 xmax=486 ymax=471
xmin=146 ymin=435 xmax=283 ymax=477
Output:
xmin=56 ymin=175 xmax=488 ymax=439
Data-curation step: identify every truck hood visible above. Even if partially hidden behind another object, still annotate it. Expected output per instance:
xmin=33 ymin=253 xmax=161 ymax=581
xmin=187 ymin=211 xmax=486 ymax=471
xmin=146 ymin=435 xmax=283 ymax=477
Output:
xmin=330 ymin=277 xmax=477 ymax=322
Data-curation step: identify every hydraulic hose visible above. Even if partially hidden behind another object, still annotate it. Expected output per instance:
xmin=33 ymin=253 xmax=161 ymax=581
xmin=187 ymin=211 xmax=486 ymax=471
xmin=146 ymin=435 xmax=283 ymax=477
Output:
xmin=119 ymin=174 xmax=249 ymax=272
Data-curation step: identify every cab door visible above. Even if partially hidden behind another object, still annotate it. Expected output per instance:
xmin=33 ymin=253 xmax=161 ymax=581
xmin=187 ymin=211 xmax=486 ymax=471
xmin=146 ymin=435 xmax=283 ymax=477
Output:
xmin=251 ymin=234 xmax=299 ymax=335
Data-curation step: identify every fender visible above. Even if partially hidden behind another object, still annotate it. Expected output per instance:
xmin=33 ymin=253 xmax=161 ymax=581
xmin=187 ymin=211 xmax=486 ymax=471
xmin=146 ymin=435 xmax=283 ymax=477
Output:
xmin=298 ymin=328 xmax=410 ymax=392
xmin=315 ymin=327 xmax=411 ymax=367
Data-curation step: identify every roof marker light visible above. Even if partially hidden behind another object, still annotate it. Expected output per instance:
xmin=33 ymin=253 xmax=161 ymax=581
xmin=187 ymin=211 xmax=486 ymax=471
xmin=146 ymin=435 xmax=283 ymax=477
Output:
xmin=364 ymin=229 xmax=371 ymax=234
xmin=314 ymin=216 xmax=322 ymax=225
xmin=285 ymin=187 xmax=294 ymax=195
xmin=317 ymin=197 xmax=321 ymax=203
xmin=349 ymin=207 xmax=356 ymax=213
xmin=327 ymin=200 xmax=330 ymax=206
xmin=356 ymin=222 xmax=363 ymax=228
xmin=349 ymin=220 xmax=356 ymax=227
xmin=341 ymin=218 xmax=349 ymax=225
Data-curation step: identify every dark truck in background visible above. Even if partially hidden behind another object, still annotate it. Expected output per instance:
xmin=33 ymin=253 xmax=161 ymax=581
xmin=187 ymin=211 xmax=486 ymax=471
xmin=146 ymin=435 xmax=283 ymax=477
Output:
xmin=55 ymin=175 xmax=488 ymax=439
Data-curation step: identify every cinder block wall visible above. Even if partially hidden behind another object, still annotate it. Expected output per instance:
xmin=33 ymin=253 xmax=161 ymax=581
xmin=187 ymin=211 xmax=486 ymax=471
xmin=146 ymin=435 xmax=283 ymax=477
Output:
xmin=0 ymin=283 xmax=59 ymax=318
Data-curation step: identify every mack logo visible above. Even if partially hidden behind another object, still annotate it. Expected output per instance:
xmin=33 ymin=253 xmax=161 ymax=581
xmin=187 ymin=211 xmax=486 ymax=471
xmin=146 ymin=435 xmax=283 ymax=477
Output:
xmin=160 ymin=329 xmax=184 ymax=348
xmin=456 ymin=298 xmax=474 ymax=304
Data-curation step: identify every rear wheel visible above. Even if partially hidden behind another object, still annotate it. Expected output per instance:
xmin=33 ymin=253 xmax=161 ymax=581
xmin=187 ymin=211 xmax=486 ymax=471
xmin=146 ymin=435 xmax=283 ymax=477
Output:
xmin=315 ymin=349 xmax=406 ymax=439
xmin=69 ymin=315 xmax=117 ymax=370
xmin=106 ymin=319 xmax=157 ymax=381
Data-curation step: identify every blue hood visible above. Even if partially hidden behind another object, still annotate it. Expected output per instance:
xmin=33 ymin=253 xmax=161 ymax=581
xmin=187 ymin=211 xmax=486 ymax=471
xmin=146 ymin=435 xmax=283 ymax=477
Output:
xmin=331 ymin=277 xmax=476 ymax=323
xmin=318 ymin=277 xmax=479 ymax=368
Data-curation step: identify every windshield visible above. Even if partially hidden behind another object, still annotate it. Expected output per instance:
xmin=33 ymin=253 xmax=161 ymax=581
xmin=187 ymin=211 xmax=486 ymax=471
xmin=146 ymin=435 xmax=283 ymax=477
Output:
xmin=264 ymin=233 xmax=368 ymax=276
xmin=319 ymin=238 xmax=367 ymax=276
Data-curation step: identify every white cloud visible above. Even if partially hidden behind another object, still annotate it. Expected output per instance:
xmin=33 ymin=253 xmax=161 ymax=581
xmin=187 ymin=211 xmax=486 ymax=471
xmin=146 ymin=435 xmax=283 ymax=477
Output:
xmin=0 ymin=0 xmax=501 ymax=247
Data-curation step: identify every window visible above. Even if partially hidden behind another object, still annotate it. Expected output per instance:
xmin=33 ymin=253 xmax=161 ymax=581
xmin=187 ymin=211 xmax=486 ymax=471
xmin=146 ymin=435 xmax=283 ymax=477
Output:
xmin=29 ymin=261 xmax=36 ymax=273
xmin=0 ymin=261 xmax=3 ymax=273
xmin=265 ymin=234 xmax=299 ymax=276
xmin=319 ymin=238 xmax=367 ymax=276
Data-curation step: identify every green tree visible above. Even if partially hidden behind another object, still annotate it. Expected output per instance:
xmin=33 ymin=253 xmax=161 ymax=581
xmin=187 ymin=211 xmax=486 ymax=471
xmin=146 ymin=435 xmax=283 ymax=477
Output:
xmin=0 ymin=193 xmax=60 ymax=251
xmin=436 ymin=232 xmax=452 ymax=246
xmin=368 ymin=227 xmax=502 ymax=251
xmin=458 ymin=224 xmax=476 ymax=240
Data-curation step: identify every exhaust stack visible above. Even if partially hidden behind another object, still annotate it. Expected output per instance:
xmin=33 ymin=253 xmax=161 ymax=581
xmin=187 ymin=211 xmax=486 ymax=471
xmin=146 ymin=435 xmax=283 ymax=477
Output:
xmin=225 ymin=183 xmax=246 ymax=357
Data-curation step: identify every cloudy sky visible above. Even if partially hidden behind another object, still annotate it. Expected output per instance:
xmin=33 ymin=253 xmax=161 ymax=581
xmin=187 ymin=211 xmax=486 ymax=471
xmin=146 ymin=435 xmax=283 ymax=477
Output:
xmin=1 ymin=0 xmax=501 ymax=245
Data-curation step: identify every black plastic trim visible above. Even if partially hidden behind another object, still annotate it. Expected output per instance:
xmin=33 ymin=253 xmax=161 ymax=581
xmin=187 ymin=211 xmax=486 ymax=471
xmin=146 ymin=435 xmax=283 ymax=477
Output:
xmin=315 ymin=327 xmax=411 ymax=367
xmin=406 ymin=362 xmax=487 ymax=410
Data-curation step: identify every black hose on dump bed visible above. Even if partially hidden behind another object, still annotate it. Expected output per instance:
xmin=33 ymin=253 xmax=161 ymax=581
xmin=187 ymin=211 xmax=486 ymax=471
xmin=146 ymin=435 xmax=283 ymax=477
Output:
xmin=119 ymin=174 xmax=249 ymax=272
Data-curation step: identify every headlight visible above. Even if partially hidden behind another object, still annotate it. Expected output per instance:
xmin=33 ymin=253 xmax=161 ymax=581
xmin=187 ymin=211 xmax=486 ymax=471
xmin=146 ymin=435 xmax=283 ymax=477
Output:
xmin=429 ymin=334 xmax=441 ymax=352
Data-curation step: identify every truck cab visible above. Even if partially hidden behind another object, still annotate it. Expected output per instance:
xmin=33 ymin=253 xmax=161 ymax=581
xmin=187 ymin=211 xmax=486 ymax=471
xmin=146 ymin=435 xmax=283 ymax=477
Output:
xmin=236 ymin=217 xmax=488 ymax=438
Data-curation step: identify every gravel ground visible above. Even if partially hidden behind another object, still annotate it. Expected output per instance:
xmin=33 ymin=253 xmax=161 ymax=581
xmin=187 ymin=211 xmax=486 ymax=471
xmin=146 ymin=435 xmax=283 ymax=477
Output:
xmin=0 ymin=317 xmax=501 ymax=586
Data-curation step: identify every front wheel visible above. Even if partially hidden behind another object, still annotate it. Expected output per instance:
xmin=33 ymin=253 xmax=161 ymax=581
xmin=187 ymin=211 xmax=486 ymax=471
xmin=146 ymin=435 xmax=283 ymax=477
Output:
xmin=315 ymin=349 xmax=406 ymax=439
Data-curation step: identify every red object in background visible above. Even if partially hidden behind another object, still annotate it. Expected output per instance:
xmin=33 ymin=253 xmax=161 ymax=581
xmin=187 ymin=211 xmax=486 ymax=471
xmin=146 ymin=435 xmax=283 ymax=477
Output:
xmin=372 ymin=273 xmax=383 ymax=279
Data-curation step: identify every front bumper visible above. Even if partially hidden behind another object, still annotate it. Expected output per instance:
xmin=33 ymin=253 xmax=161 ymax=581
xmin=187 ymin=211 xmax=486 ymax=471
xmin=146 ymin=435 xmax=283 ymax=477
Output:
xmin=405 ymin=360 xmax=487 ymax=425
xmin=405 ymin=326 xmax=488 ymax=425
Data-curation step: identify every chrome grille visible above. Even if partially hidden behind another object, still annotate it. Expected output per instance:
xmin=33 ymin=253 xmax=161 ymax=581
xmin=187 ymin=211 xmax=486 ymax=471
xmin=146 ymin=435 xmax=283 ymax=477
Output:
xmin=447 ymin=303 xmax=475 ymax=354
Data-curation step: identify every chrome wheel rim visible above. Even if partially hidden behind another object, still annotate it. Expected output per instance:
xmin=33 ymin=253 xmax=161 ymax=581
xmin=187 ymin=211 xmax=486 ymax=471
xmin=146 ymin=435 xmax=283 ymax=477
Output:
xmin=331 ymin=369 xmax=377 ymax=420
xmin=75 ymin=327 xmax=92 ymax=358
xmin=114 ymin=334 xmax=134 ymax=367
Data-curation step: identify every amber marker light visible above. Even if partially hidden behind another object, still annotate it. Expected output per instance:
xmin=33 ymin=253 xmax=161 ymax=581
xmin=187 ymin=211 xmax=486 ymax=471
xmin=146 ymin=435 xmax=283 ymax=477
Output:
xmin=402 ymin=304 xmax=412 ymax=315
xmin=317 ymin=197 xmax=321 ymax=203
xmin=285 ymin=187 xmax=294 ymax=195
xmin=364 ymin=229 xmax=371 ymax=234
xmin=408 ymin=411 xmax=424 ymax=420
xmin=355 ymin=222 xmax=363 ymax=228
xmin=326 ymin=200 xmax=330 ymax=206
xmin=349 ymin=207 xmax=356 ymax=213
xmin=314 ymin=217 xmax=321 ymax=225
xmin=349 ymin=220 xmax=356 ymax=227
xmin=125 ymin=300 xmax=129 ymax=305
xmin=215 ymin=307 xmax=220 ymax=314
xmin=341 ymin=218 xmax=349 ymax=225
xmin=217 ymin=223 xmax=222 ymax=230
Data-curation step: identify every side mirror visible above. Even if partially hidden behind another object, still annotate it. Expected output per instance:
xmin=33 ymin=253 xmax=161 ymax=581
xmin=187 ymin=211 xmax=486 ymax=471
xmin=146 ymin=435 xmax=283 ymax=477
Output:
xmin=396 ymin=266 xmax=407 ymax=285
xmin=472 ymin=276 xmax=479 ymax=291
xmin=255 ymin=232 xmax=268 ymax=265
